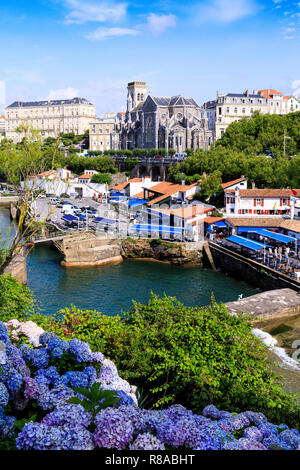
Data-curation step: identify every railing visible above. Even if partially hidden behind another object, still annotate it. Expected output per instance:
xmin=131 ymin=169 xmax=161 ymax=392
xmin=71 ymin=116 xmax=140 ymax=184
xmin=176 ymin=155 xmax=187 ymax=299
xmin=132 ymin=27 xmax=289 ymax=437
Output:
xmin=29 ymin=231 xmax=72 ymax=243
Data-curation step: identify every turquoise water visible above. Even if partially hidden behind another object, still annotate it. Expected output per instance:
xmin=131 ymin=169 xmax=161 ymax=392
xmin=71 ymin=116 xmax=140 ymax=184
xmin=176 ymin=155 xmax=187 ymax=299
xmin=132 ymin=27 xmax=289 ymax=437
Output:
xmin=26 ymin=245 xmax=257 ymax=315
xmin=0 ymin=207 xmax=257 ymax=316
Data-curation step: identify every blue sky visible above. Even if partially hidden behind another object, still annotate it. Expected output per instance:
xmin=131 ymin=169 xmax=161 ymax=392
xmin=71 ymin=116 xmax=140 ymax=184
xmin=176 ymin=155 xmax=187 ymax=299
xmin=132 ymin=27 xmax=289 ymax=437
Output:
xmin=0 ymin=0 xmax=299 ymax=114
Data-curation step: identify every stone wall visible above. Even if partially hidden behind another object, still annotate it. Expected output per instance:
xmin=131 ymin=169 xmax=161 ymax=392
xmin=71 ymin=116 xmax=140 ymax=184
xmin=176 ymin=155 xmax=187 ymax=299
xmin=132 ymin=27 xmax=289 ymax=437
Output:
xmin=0 ymin=196 xmax=18 ymax=207
xmin=110 ymin=173 xmax=127 ymax=189
xmin=59 ymin=232 xmax=123 ymax=267
xmin=208 ymin=241 xmax=300 ymax=292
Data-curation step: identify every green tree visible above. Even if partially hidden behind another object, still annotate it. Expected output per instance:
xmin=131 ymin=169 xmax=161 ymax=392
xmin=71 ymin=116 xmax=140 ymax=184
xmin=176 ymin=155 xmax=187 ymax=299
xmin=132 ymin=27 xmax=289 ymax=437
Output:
xmin=91 ymin=173 xmax=112 ymax=185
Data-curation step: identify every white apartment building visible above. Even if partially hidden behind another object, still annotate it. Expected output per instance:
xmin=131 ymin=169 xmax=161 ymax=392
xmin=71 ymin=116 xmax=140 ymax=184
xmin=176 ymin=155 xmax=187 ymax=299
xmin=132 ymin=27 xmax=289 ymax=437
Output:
xmin=204 ymin=91 xmax=269 ymax=140
xmin=225 ymin=187 xmax=300 ymax=216
xmin=0 ymin=115 xmax=5 ymax=135
xmin=5 ymin=97 xmax=95 ymax=143
xmin=89 ymin=113 xmax=122 ymax=152
xmin=204 ymin=89 xmax=300 ymax=141
xmin=111 ymin=177 xmax=158 ymax=198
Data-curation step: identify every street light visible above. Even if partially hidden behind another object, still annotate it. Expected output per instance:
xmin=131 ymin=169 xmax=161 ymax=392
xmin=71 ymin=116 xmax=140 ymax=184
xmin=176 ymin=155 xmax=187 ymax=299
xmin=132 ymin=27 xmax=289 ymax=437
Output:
xmin=283 ymin=129 xmax=291 ymax=157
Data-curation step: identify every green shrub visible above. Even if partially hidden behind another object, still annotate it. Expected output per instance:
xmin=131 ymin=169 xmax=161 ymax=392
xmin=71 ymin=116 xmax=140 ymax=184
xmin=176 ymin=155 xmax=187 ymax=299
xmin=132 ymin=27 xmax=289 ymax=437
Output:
xmin=35 ymin=295 xmax=300 ymax=427
xmin=0 ymin=274 xmax=35 ymax=322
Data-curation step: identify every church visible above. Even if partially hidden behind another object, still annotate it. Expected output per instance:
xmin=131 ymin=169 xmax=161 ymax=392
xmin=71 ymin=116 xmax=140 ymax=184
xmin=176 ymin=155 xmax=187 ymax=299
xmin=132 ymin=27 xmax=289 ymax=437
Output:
xmin=120 ymin=81 xmax=213 ymax=153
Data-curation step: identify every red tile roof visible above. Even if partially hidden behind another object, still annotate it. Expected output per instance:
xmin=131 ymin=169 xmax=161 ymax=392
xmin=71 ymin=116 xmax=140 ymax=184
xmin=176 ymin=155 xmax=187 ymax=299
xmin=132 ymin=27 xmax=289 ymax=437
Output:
xmin=225 ymin=188 xmax=300 ymax=198
xmin=226 ymin=217 xmax=283 ymax=228
xmin=204 ymin=216 xmax=225 ymax=224
xmin=161 ymin=206 xmax=211 ymax=220
xmin=133 ymin=181 xmax=200 ymax=206
xmin=221 ymin=177 xmax=246 ymax=190
xmin=257 ymin=89 xmax=283 ymax=99
xmin=79 ymin=174 xmax=93 ymax=179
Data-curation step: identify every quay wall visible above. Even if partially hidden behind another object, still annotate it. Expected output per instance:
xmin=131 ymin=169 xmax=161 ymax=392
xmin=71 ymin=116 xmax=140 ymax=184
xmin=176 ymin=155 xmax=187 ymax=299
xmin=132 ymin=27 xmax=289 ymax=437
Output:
xmin=0 ymin=196 xmax=18 ymax=207
xmin=208 ymin=241 xmax=300 ymax=292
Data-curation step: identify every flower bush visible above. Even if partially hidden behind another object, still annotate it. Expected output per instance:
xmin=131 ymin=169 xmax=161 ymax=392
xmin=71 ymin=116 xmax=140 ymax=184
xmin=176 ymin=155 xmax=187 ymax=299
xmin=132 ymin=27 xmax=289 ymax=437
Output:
xmin=0 ymin=320 xmax=299 ymax=451
xmin=35 ymin=296 xmax=300 ymax=429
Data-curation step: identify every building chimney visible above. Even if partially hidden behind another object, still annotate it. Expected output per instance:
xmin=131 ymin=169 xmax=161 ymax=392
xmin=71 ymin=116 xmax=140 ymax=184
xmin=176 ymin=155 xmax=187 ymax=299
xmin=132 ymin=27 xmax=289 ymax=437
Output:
xmin=181 ymin=180 xmax=185 ymax=186
xmin=252 ymin=182 xmax=255 ymax=189
xmin=245 ymin=90 xmax=249 ymax=97
xmin=216 ymin=90 xmax=219 ymax=99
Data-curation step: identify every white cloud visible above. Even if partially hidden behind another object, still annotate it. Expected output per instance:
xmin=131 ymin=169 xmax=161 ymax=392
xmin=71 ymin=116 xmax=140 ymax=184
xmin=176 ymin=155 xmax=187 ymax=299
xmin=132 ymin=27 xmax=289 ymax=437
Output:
xmin=196 ymin=0 xmax=260 ymax=23
xmin=63 ymin=0 xmax=127 ymax=24
xmin=146 ymin=13 xmax=177 ymax=36
xmin=86 ymin=26 xmax=140 ymax=40
xmin=292 ymin=80 xmax=300 ymax=96
xmin=282 ymin=26 xmax=296 ymax=33
xmin=46 ymin=87 xmax=79 ymax=100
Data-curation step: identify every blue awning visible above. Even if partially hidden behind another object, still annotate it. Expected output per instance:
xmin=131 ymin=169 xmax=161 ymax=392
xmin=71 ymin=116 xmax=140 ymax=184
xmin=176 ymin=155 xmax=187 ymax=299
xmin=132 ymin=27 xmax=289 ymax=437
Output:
xmin=254 ymin=228 xmax=296 ymax=244
xmin=62 ymin=214 xmax=78 ymax=222
xmin=128 ymin=198 xmax=148 ymax=208
xmin=214 ymin=221 xmax=227 ymax=228
xmin=130 ymin=224 xmax=184 ymax=235
xmin=237 ymin=227 xmax=269 ymax=234
xmin=226 ymin=235 xmax=270 ymax=251
xmin=94 ymin=217 xmax=117 ymax=225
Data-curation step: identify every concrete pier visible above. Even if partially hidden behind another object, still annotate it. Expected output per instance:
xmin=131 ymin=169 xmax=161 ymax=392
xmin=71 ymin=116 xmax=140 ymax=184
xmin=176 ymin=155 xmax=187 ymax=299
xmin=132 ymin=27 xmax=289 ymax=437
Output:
xmin=226 ymin=288 xmax=300 ymax=325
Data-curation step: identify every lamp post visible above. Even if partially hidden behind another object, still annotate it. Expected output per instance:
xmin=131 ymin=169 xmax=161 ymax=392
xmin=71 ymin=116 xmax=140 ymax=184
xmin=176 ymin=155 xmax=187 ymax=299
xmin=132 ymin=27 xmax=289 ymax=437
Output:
xmin=85 ymin=208 xmax=88 ymax=231
xmin=283 ymin=129 xmax=291 ymax=157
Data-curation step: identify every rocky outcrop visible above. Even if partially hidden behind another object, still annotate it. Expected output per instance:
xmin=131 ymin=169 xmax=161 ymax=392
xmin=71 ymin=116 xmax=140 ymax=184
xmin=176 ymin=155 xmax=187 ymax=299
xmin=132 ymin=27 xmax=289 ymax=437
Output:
xmin=4 ymin=253 xmax=27 ymax=284
xmin=121 ymin=239 xmax=203 ymax=266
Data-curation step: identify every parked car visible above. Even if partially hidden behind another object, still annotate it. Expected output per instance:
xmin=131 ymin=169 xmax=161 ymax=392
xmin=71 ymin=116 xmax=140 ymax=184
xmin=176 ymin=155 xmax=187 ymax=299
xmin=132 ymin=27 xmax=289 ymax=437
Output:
xmin=50 ymin=197 xmax=60 ymax=205
xmin=60 ymin=193 xmax=70 ymax=198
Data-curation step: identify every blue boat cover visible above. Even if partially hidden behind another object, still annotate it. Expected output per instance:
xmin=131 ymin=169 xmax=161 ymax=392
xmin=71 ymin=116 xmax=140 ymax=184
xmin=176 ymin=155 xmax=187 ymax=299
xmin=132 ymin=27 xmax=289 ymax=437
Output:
xmin=226 ymin=235 xmax=270 ymax=251
xmin=62 ymin=214 xmax=78 ymax=222
xmin=94 ymin=217 xmax=117 ymax=225
xmin=131 ymin=224 xmax=184 ymax=234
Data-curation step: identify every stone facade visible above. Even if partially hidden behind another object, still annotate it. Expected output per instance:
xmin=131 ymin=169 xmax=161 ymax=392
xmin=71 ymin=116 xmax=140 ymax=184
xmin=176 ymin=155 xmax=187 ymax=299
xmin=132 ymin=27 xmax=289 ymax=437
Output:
xmin=204 ymin=90 xmax=269 ymax=140
xmin=121 ymin=81 xmax=213 ymax=152
xmin=5 ymin=97 xmax=95 ymax=142
xmin=204 ymin=89 xmax=300 ymax=141
xmin=89 ymin=112 xmax=124 ymax=152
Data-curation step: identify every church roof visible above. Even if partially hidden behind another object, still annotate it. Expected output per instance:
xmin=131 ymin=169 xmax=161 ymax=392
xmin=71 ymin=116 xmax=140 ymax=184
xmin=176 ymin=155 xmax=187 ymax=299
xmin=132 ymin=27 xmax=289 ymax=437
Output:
xmin=131 ymin=102 xmax=144 ymax=112
xmin=151 ymin=95 xmax=200 ymax=108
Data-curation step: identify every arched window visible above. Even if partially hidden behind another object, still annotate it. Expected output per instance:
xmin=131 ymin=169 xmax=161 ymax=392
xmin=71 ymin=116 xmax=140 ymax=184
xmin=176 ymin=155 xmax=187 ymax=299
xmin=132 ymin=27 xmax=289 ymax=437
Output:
xmin=141 ymin=94 xmax=144 ymax=101
xmin=137 ymin=93 xmax=140 ymax=101
xmin=146 ymin=117 xmax=153 ymax=142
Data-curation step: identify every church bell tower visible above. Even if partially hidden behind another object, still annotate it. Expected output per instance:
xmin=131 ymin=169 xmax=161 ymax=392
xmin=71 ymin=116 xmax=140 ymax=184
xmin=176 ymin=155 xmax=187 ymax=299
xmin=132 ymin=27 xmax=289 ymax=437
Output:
xmin=127 ymin=81 xmax=147 ymax=113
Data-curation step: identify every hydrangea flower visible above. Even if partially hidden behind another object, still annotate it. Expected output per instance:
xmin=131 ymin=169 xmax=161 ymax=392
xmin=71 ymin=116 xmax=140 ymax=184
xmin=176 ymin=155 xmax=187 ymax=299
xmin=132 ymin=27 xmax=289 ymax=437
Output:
xmin=202 ymin=404 xmax=221 ymax=419
xmin=31 ymin=348 xmax=49 ymax=369
xmin=68 ymin=339 xmax=92 ymax=363
xmin=238 ymin=438 xmax=267 ymax=450
xmin=42 ymin=404 xmax=92 ymax=429
xmin=130 ymin=433 xmax=165 ymax=450
xmin=16 ymin=422 xmax=94 ymax=450
xmin=278 ymin=430 xmax=300 ymax=450
xmin=243 ymin=426 xmax=264 ymax=442
xmin=156 ymin=417 xmax=197 ymax=448
xmin=0 ymin=383 xmax=9 ymax=408
xmin=24 ymin=378 xmax=39 ymax=400
xmin=93 ymin=407 xmax=134 ymax=450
